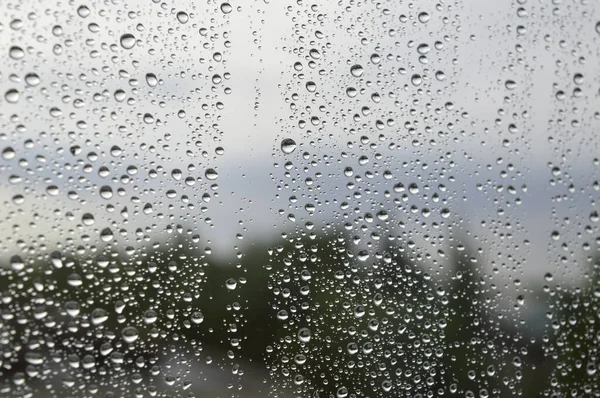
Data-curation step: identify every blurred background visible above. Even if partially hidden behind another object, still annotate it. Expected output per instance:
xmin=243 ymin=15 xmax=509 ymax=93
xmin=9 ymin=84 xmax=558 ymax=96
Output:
xmin=0 ymin=0 xmax=598 ymax=396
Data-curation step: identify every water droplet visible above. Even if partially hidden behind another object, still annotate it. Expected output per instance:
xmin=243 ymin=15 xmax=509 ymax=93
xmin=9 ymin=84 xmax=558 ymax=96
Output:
xmin=65 ymin=301 xmax=81 ymax=317
xmin=143 ymin=113 xmax=154 ymax=124
xmin=505 ymin=80 xmax=517 ymax=90
xmin=46 ymin=185 xmax=59 ymax=196
xmin=176 ymin=11 xmax=189 ymax=24
xmin=146 ymin=73 xmax=158 ymax=87
xmin=418 ymin=12 xmax=430 ymax=23
xmin=121 ymin=326 xmax=139 ymax=343
xmin=357 ymin=250 xmax=369 ymax=261
xmin=100 ymin=186 xmax=113 ymax=199
xmin=91 ymin=308 xmax=108 ymax=325
xmin=144 ymin=309 xmax=157 ymax=324
xmin=100 ymin=228 xmax=114 ymax=242
xmin=411 ymin=74 xmax=422 ymax=86
xmin=120 ymin=34 xmax=135 ymax=49
xmin=9 ymin=46 xmax=25 ymax=60
xmin=25 ymin=73 xmax=40 ymax=86
xmin=297 ymin=327 xmax=311 ymax=343
xmin=10 ymin=19 xmax=23 ymax=30
xmin=281 ymin=138 xmax=297 ymax=154
xmin=10 ymin=255 xmax=25 ymax=271
xmin=350 ymin=64 xmax=364 ymax=77
xmin=82 ymin=213 xmax=95 ymax=226
xmin=191 ymin=311 xmax=204 ymax=324
xmin=5 ymin=89 xmax=20 ymax=103
xmin=225 ymin=278 xmax=237 ymax=290
xmin=337 ymin=387 xmax=349 ymax=398
xmin=220 ymin=2 xmax=232 ymax=14
xmin=205 ymin=168 xmax=218 ymax=180
xmin=77 ymin=5 xmax=91 ymax=18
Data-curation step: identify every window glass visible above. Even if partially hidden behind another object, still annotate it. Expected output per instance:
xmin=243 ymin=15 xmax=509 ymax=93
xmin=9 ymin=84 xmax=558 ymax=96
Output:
xmin=0 ymin=1 xmax=598 ymax=397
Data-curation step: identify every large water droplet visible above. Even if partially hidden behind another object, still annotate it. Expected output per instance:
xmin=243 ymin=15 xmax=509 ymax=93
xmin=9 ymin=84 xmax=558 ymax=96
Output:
xmin=418 ymin=12 xmax=430 ymax=23
xmin=120 ymin=34 xmax=135 ymax=49
xmin=146 ymin=73 xmax=158 ymax=87
xmin=281 ymin=138 xmax=297 ymax=154
xmin=10 ymin=255 xmax=25 ymax=271
xmin=25 ymin=73 xmax=40 ymax=86
xmin=350 ymin=64 xmax=364 ymax=78
xmin=121 ymin=326 xmax=139 ymax=343
xmin=4 ymin=89 xmax=19 ymax=103
xmin=9 ymin=46 xmax=25 ymax=60
xmin=220 ymin=2 xmax=232 ymax=14
xmin=176 ymin=11 xmax=189 ymax=24
xmin=297 ymin=327 xmax=311 ymax=343
xmin=205 ymin=168 xmax=218 ymax=180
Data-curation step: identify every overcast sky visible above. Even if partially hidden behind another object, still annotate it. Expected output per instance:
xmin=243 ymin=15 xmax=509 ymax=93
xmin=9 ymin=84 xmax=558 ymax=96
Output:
xmin=0 ymin=0 xmax=598 ymax=285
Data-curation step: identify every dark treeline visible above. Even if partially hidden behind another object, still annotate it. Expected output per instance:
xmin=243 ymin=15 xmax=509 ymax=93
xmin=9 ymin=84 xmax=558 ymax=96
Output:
xmin=0 ymin=231 xmax=597 ymax=397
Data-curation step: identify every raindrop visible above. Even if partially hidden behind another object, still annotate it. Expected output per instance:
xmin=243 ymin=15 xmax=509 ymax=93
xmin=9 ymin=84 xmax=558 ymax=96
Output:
xmin=121 ymin=326 xmax=139 ymax=343
xmin=144 ymin=310 xmax=158 ymax=324
xmin=220 ymin=2 xmax=232 ymax=14
xmin=46 ymin=185 xmax=59 ymax=196
xmin=205 ymin=168 xmax=218 ymax=180
xmin=357 ymin=250 xmax=369 ymax=261
xmin=225 ymin=278 xmax=237 ymax=290
xmin=77 ymin=5 xmax=91 ymax=18
xmin=10 ymin=255 xmax=25 ymax=271
xmin=176 ymin=11 xmax=189 ymax=24
xmin=120 ymin=34 xmax=136 ymax=49
xmin=9 ymin=46 xmax=25 ymax=60
xmin=146 ymin=73 xmax=158 ymax=87
xmin=350 ymin=64 xmax=364 ymax=77
xmin=411 ymin=74 xmax=422 ymax=86
xmin=91 ymin=308 xmax=108 ymax=325
xmin=2 ymin=147 xmax=15 ymax=160
xmin=5 ymin=89 xmax=20 ymax=103
xmin=25 ymin=73 xmax=40 ymax=86
xmin=100 ymin=228 xmax=114 ymax=242
xmin=418 ymin=12 xmax=430 ymax=23
xmin=281 ymin=138 xmax=297 ymax=154
xmin=191 ymin=311 xmax=204 ymax=324
xmin=100 ymin=186 xmax=113 ymax=199
xmin=297 ymin=327 xmax=311 ymax=343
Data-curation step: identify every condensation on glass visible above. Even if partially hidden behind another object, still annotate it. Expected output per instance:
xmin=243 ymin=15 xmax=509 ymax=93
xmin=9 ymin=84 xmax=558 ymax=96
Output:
xmin=0 ymin=1 xmax=598 ymax=397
